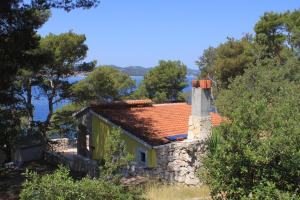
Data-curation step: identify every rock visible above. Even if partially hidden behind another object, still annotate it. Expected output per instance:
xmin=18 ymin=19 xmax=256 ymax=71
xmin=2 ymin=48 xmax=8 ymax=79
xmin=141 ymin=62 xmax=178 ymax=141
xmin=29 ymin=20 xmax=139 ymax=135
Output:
xmin=185 ymin=175 xmax=200 ymax=185
xmin=176 ymin=175 xmax=186 ymax=183
xmin=4 ymin=162 xmax=15 ymax=169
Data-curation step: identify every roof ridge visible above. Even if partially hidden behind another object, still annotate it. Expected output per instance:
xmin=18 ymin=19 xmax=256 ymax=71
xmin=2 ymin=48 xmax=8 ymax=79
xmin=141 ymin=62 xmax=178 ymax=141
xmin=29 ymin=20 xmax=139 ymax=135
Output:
xmin=153 ymin=102 xmax=189 ymax=107
xmin=90 ymin=99 xmax=153 ymax=108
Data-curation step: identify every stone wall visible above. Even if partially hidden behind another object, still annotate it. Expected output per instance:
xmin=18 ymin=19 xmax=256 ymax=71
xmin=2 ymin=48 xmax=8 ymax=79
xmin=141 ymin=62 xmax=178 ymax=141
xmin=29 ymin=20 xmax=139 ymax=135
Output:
xmin=154 ymin=140 xmax=206 ymax=185
xmin=44 ymin=151 xmax=99 ymax=177
xmin=48 ymin=138 xmax=77 ymax=152
xmin=129 ymin=139 xmax=206 ymax=185
xmin=13 ymin=145 xmax=44 ymax=165
xmin=188 ymin=115 xmax=211 ymax=141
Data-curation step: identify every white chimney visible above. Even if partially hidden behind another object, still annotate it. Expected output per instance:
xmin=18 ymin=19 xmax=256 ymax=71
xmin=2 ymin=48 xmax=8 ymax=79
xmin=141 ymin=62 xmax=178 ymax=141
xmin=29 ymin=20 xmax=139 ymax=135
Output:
xmin=187 ymin=80 xmax=212 ymax=140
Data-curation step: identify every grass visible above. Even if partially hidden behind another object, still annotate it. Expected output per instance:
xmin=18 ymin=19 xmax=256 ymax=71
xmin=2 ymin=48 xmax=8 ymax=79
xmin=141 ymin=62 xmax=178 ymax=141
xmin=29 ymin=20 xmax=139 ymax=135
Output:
xmin=143 ymin=183 xmax=211 ymax=200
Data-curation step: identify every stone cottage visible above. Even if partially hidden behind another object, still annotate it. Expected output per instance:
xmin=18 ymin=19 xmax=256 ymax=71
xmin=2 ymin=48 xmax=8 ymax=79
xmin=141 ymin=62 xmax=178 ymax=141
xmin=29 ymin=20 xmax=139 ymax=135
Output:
xmin=74 ymin=80 xmax=224 ymax=185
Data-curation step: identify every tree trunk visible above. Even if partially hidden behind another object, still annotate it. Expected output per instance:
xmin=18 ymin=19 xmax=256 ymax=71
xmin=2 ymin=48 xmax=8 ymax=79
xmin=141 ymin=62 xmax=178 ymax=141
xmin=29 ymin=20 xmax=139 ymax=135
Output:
xmin=25 ymin=79 xmax=34 ymax=130
xmin=43 ymin=79 xmax=55 ymax=137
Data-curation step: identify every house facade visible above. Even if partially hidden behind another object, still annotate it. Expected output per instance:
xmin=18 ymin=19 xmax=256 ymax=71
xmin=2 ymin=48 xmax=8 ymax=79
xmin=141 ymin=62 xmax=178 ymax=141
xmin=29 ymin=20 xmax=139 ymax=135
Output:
xmin=75 ymin=80 xmax=224 ymax=185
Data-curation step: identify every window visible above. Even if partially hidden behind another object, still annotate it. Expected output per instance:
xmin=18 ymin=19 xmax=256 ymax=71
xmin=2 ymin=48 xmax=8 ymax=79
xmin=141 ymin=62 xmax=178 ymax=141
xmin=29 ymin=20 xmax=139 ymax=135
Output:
xmin=137 ymin=148 xmax=147 ymax=165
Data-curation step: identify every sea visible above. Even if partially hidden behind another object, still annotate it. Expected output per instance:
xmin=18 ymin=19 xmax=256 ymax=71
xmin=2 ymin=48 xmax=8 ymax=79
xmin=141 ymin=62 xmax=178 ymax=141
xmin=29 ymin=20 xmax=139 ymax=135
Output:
xmin=33 ymin=75 xmax=195 ymax=121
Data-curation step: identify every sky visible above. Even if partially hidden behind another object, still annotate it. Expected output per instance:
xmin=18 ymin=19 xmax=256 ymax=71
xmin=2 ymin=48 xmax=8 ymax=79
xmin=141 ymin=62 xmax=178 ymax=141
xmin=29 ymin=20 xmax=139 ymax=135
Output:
xmin=38 ymin=0 xmax=300 ymax=69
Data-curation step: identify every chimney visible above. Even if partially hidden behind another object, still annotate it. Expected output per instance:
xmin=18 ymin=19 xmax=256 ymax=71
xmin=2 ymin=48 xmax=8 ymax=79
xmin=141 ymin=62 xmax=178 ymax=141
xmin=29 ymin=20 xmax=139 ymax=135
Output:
xmin=187 ymin=79 xmax=212 ymax=140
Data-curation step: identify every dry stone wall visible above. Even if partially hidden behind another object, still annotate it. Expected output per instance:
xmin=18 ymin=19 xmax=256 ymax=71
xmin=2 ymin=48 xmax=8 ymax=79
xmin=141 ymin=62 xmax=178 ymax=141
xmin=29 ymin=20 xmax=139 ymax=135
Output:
xmin=48 ymin=138 xmax=77 ymax=152
xmin=129 ymin=140 xmax=206 ymax=185
xmin=154 ymin=140 xmax=206 ymax=185
xmin=44 ymin=151 xmax=99 ymax=177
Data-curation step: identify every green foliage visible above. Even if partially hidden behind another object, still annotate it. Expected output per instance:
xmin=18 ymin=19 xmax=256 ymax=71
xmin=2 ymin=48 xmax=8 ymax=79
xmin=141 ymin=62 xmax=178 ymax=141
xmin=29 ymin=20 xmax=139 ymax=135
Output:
xmin=152 ymin=91 xmax=168 ymax=103
xmin=72 ymin=66 xmax=135 ymax=103
xmin=196 ymin=36 xmax=254 ymax=90
xmin=49 ymin=67 xmax=135 ymax=137
xmin=206 ymin=130 xmax=223 ymax=156
xmin=0 ymin=1 xmax=50 ymax=157
xmin=253 ymin=9 xmax=300 ymax=61
xmin=138 ymin=60 xmax=187 ymax=103
xmin=40 ymin=32 xmax=88 ymax=73
xmin=200 ymin=59 xmax=300 ymax=199
xmin=76 ymin=60 xmax=97 ymax=72
xmin=48 ymin=103 xmax=82 ymax=137
xmin=37 ymin=31 xmax=89 ymax=135
xmin=197 ymin=9 xmax=300 ymax=91
xmin=101 ymin=128 xmax=134 ymax=179
xmin=0 ymin=0 xmax=98 ymax=90
xmin=129 ymin=82 xmax=148 ymax=100
xmin=20 ymin=166 xmax=142 ymax=200
xmin=20 ymin=128 xmax=138 ymax=199
xmin=0 ymin=1 xmax=50 ymax=91
xmin=0 ymin=0 xmax=98 ymax=157
xmin=254 ymin=12 xmax=287 ymax=58
xmin=198 ymin=9 xmax=300 ymax=199
xmin=241 ymin=181 xmax=299 ymax=200
xmin=196 ymin=46 xmax=217 ymax=78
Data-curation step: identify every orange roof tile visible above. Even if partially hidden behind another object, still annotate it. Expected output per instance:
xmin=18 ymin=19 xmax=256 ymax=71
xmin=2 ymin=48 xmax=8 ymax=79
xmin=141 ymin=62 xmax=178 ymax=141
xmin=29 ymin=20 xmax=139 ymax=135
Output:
xmin=210 ymin=112 xmax=226 ymax=127
xmin=91 ymin=101 xmax=224 ymax=146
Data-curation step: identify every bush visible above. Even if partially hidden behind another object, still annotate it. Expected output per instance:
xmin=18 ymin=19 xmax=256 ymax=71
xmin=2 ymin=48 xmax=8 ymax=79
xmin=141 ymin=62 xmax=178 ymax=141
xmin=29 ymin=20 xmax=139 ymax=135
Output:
xmin=20 ymin=127 xmax=139 ymax=200
xmin=20 ymin=166 xmax=143 ymax=200
xmin=200 ymin=60 xmax=300 ymax=199
xmin=101 ymin=127 xmax=134 ymax=179
xmin=242 ymin=181 xmax=299 ymax=200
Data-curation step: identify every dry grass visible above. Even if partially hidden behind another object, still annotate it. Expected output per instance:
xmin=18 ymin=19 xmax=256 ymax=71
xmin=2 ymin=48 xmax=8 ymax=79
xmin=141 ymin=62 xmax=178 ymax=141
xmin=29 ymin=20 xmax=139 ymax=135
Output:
xmin=143 ymin=183 xmax=211 ymax=200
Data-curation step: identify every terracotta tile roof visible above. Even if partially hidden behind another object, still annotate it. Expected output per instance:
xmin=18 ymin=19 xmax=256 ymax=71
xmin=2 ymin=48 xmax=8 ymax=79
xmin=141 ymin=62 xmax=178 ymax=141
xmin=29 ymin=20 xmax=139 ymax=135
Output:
xmin=91 ymin=101 xmax=224 ymax=146
xmin=210 ymin=112 xmax=226 ymax=127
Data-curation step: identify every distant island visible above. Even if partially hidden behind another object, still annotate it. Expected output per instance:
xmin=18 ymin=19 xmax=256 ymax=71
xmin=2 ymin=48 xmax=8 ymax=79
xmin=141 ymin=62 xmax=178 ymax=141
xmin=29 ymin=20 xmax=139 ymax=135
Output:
xmin=101 ymin=65 xmax=199 ymax=76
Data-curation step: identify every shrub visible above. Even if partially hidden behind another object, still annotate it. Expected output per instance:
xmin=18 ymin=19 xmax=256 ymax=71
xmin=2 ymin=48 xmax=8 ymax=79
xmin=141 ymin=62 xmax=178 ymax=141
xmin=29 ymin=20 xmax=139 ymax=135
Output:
xmin=242 ymin=181 xmax=299 ymax=200
xmin=20 ymin=166 xmax=143 ymax=200
xmin=101 ymin=127 xmax=134 ymax=179
xmin=20 ymin=127 xmax=140 ymax=200
xmin=200 ymin=60 xmax=300 ymax=199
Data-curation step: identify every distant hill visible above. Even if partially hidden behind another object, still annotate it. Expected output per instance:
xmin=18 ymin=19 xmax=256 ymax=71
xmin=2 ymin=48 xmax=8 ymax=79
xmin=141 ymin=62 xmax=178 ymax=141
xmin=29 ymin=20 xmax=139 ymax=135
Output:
xmin=100 ymin=65 xmax=149 ymax=76
xmin=100 ymin=65 xmax=199 ymax=76
xmin=186 ymin=68 xmax=199 ymax=77
xmin=120 ymin=66 xmax=150 ymax=76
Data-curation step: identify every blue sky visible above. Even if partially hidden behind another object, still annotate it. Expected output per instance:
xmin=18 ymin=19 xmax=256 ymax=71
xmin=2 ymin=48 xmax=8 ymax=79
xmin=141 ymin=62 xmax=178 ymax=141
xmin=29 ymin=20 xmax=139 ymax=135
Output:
xmin=38 ymin=1 xmax=300 ymax=69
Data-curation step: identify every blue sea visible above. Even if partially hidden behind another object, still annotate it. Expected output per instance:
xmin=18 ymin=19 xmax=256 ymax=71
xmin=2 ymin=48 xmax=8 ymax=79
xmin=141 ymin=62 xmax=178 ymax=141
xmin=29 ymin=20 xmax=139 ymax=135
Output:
xmin=33 ymin=75 xmax=195 ymax=121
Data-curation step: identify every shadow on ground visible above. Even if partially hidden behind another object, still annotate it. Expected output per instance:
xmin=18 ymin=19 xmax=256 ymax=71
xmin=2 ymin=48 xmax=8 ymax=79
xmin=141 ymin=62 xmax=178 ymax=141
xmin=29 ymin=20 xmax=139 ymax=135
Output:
xmin=0 ymin=160 xmax=57 ymax=200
